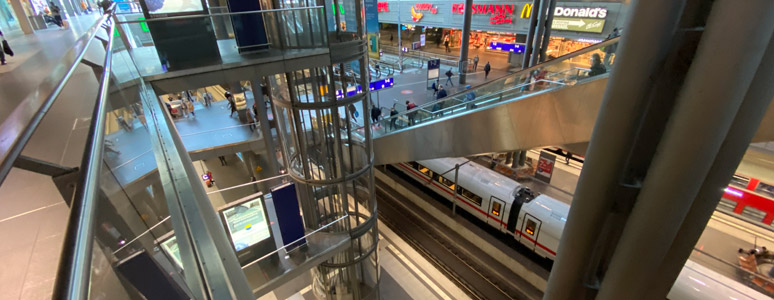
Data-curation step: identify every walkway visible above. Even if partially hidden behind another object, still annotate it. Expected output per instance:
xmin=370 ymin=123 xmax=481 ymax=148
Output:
xmin=0 ymin=13 xmax=104 ymax=300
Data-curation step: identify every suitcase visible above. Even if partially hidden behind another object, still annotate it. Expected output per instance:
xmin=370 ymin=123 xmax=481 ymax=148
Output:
xmin=2 ymin=40 xmax=13 ymax=56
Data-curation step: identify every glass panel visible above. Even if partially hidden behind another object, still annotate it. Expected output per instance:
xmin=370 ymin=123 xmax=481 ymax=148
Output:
xmin=87 ymin=34 xmax=192 ymax=298
xmin=114 ymin=7 xmax=327 ymax=77
xmin=364 ymin=39 xmax=621 ymax=138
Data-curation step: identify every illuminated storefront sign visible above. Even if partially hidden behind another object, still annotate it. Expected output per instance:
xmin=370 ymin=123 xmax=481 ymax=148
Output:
xmin=377 ymin=2 xmax=389 ymax=12
xmin=554 ymin=7 xmax=608 ymax=19
xmin=451 ymin=3 xmax=515 ymax=25
xmin=411 ymin=3 xmax=438 ymax=22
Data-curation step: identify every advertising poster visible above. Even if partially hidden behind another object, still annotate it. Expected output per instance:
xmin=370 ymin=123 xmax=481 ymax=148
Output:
xmin=364 ymin=0 xmax=380 ymax=59
xmin=144 ymin=0 xmax=204 ymax=15
xmin=535 ymin=151 xmax=556 ymax=184
xmin=221 ymin=197 xmax=271 ymax=251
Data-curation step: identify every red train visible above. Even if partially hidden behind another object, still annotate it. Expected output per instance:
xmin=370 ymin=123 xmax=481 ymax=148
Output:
xmin=720 ymin=174 xmax=774 ymax=228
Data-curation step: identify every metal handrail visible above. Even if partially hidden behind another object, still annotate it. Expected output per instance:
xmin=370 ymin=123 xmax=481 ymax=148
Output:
xmin=361 ymin=37 xmax=620 ymax=132
xmin=51 ymin=11 xmax=117 ymax=300
xmin=0 ymin=11 xmax=116 ymax=186
xmin=116 ymin=6 xmax=324 ymax=24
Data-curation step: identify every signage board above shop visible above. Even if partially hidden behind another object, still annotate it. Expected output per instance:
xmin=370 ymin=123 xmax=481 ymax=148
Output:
xmin=376 ymin=1 xmax=623 ymax=37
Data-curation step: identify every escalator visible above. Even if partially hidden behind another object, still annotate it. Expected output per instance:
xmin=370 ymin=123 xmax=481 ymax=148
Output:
xmin=367 ymin=38 xmax=774 ymax=165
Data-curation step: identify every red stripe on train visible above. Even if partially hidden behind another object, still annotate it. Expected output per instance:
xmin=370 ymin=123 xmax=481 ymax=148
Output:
xmin=723 ymin=187 xmax=774 ymax=225
xmin=396 ymin=163 xmax=557 ymax=256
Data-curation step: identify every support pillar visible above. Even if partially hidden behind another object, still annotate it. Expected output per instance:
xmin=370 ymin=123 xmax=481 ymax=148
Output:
xmin=537 ymin=0 xmax=556 ymax=62
xmin=529 ymin=0 xmax=548 ymax=67
xmin=646 ymin=31 xmax=774 ymax=300
xmin=457 ymin=0 xmax=473 ymax=84
xmin=597 ymin=0 xmax=774 ymax=297
xmin=521 ymin=0 xmax=540 ymax=68
xmin=251 ymin=79 xmax=280 ymax=177
xmin=544 ymin=0 xmax=688 ymax=298
xmin=8 ymin=0 xmax=33 ymax=34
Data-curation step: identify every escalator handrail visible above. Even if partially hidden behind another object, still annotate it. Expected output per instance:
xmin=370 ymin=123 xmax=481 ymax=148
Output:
xmin=360 ymin=37 xmax=620 ymax=132
xmin=0 ymin=10 xmax=116 ymax=186
xmin=435 ymin=36 xmax=619 ymax=104
xmin=51 ymin=8 xmax=117 ymax=300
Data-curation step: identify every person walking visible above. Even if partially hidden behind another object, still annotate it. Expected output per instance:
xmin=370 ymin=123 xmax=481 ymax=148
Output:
xmin=405 ymin=100 xmax=417 ymax=125
xmin=389 ymin=107 xmax=398 ymax=130
xmin=484 ymin=62 xmax=491 ymax=79
xmin=445 ymin=68 xmax=454 ymax=86
xmin=370 ymin=104 xmax=381 ymax=127
xmin=187 ymin=98 xmax=196 ymax=117
xmin=203 ymin=91 xmax=212 ymax=107
xmin=444 ymin=35 xmax=450 ymax=53
xmin=218 ymin=156 xmax=227 ymax=166
xmin=436 ymin=85 xmax=447 ymax=100
xmin=588 ymin=53 xmax=607 ymax=77
xmin=0 ymin=29 xmax=8 ymax=66
xmin=49 ymin=2 xmax=63 ymax=28
xmin=431 ymin=81 xmax=438 ymax=97
xmin=348 ymin=103 xmax=359 ymax=121
xmin=473 ymin=55 xmax=479 ymax=71
xmin=603 ymin=28 xmax=620 ymax=68
xmin=225 ymin=92 xmax=237 ymax=117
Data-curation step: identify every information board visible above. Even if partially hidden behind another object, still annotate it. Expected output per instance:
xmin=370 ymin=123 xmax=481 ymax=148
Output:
xmin=221 ymin=196 xmax=271 ymax=251
xmin=427 ymin=59 xmax=441 ymax=80
xmin=535 ymin=151 xmax=556 ymax=184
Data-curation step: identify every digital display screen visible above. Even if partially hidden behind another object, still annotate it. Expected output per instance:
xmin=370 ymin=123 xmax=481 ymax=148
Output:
xmin=146 ymin=0 xmax=204 ymax=15
xmin=160 ymin=236 xmax=183 ymax=269
xmin=221 ymin=197 xmax=271 ymax=251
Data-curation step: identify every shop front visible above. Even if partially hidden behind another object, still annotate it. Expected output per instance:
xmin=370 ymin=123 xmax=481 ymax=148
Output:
xmin=376 ymin=0 xmax=627 ymax=67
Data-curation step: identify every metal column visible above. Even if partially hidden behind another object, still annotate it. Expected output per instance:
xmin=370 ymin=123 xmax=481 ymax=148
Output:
xmin=521 ymin=0 xmax=540 ymax=68
xmin=251 ymin=79 xmax=281 ymax=177
xmin=646 ymin=31 xmax=774 ymax=300
xmin=537 ymin=0 xmax=556 ymax=62
xmin=8 ymin=0 xmax=33 ymax=34
xmin=529 ymin=0 xmax=548 ymax=67
xmin=597 ymin=0 xmax=774 ymax=297
xmin=544 ymin=0 xmax=687 ymax=298
xmin=457 ymin=0 xmax=473 ymax=84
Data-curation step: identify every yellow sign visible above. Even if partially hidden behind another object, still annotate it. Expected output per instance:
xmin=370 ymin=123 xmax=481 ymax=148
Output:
xmin=255 ymin=165 xmax=263 ymax=173
xmin=520 ymin=3 xmax=532 ymax=19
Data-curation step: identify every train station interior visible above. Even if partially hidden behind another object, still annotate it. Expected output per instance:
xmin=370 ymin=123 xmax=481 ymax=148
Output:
xmin=0 ymin=0 xmax=773 ymax=299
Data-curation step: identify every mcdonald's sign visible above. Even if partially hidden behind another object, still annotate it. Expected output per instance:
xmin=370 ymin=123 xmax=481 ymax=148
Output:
xmin=520 ymin=3 xmax=532 ymax=18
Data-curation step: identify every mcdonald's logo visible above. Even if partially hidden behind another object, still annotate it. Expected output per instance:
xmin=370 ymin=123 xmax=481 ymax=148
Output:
xmin=521 ymin=3 xmax=532 ymax=18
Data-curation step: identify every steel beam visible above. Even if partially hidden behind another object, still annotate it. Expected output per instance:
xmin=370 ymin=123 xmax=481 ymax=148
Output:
xmin=544 ymin=0 xmax=687 ymax=298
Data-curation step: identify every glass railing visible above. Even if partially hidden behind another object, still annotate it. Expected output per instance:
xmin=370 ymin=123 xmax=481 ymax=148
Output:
xmin=113 ymin=6 xmax=328 ymax=77
xmin=363 ymin=37 xmax=620 ymax=138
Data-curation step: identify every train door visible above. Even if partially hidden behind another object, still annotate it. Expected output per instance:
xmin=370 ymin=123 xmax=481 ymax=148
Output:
xmin=488 ymin=196 xmax=506 ymax=231
xmin=519 ymin=213 xmax=542 ymax=252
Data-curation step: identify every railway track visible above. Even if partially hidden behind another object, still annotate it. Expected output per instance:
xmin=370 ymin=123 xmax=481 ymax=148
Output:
xmin=376 ymin=180 xmax=540 ymax=300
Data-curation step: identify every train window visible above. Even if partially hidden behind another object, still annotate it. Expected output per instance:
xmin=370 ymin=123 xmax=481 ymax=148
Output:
xmin=459 ymin=187 xmax=483 ymax=206
xmin=491 ymin=202 xmax=501 ymax=216
xmin=438 ymin=177 xmax=455 ymax=190
xmin=525 ymin=220 xmax=536 ymax=235
xmin=754 ymin=182 xmax=774 ymax=198
xmin=409 ymin=162 xmax=420 ymax=170
xmin=730 ymin=175 xmax=750 ymax=189
xmin=418 ymin=164 xmax=431 ymax=176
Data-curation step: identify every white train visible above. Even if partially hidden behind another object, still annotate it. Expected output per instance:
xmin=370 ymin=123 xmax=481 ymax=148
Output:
xmin=393 ymin=157 xmax=771 ymax=300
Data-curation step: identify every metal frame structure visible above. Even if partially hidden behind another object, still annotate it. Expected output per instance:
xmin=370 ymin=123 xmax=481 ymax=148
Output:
xmin=268 ymin=0 xmax=380 ymax=298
